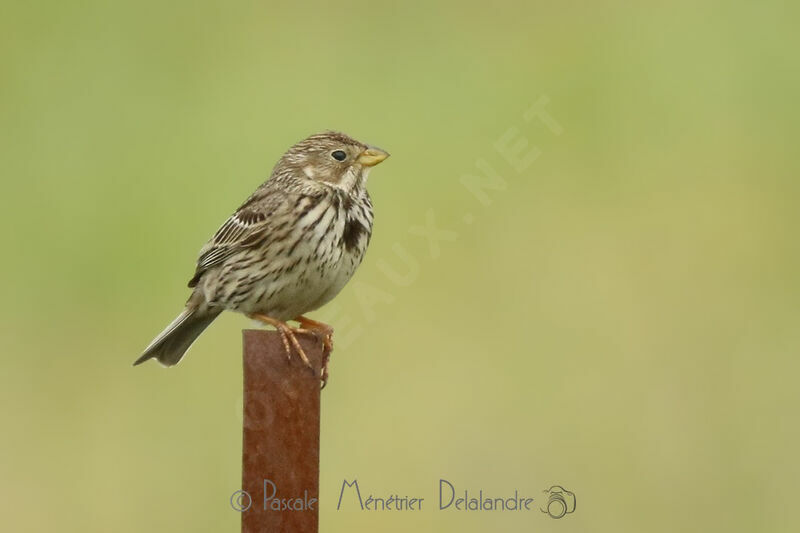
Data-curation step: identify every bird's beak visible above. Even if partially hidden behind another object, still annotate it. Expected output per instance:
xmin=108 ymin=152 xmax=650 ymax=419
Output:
xmin=357 ymin=146 xmax=390 ymax=167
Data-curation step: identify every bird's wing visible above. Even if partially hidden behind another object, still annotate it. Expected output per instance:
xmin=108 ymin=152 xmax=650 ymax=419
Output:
xmin=187 ymin=205 xmax=273 ymax=288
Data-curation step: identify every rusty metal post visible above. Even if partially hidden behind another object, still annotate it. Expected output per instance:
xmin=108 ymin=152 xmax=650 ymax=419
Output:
xmin=241 ymin=330 xmax=324 ymax=533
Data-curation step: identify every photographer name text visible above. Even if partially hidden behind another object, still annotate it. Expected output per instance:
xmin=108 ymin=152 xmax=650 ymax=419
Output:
xmin=336 ymin=478 xmax=535 ymax=511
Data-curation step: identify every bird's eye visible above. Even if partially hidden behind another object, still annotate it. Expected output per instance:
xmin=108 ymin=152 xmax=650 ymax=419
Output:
xmin=331 ymin=150 xmax=347 ymax=161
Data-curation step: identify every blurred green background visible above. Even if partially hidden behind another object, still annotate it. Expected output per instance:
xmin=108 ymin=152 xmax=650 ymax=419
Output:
xmin=1 ymin=0 xmax=798 ymax=531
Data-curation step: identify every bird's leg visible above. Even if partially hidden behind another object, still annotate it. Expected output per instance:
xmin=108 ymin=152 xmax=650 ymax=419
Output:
xmin=249 ymin=313 xmax=312 ymax=369
xmin=294 ymin=315 xmax=334 ymax=353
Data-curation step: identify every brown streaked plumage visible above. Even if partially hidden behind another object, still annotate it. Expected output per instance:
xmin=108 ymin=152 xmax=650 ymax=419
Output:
xmin=134 ymin=131 xmax=389 ymax=380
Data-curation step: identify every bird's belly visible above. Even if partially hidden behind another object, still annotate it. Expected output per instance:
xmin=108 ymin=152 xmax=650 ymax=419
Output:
xmin=245 ymin=255 xmax=357 ymax=320
xmin=238 ymin=234 xmax=362 ymax=321
xmin=307 ymin=252 xmax=361 ymax=310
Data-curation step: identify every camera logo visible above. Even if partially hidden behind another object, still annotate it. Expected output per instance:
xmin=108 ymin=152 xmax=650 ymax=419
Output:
xmin=540 ymin=485 xmax=576 ymax=519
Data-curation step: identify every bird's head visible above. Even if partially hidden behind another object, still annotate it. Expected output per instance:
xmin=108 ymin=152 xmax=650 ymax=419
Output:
xmin=277 ymin=131 xmax=389 ymax=193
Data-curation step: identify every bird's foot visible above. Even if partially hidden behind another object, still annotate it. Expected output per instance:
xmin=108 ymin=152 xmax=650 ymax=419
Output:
xmin=295 ymin=316 xmax=334 ymax=352
xmin=249 ymin=313 xmax=313 ymax=370
xmin=294 ymin=315 xmax=334 ymax=388
xmin=320 ymin=350 xmax=331 ymax=390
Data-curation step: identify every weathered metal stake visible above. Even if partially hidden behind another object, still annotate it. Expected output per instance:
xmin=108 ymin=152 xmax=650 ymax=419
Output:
xmin=241 ymin=330 xmax=323 ymax=533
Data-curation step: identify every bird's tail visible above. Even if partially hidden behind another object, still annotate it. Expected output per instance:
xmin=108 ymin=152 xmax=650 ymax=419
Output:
xmin=134 ymin=308 xmax=221 ymax=367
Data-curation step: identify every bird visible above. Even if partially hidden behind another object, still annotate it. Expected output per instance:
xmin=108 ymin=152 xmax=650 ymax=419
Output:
xmin=134 ymin=131 xmax=389 ymax=381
